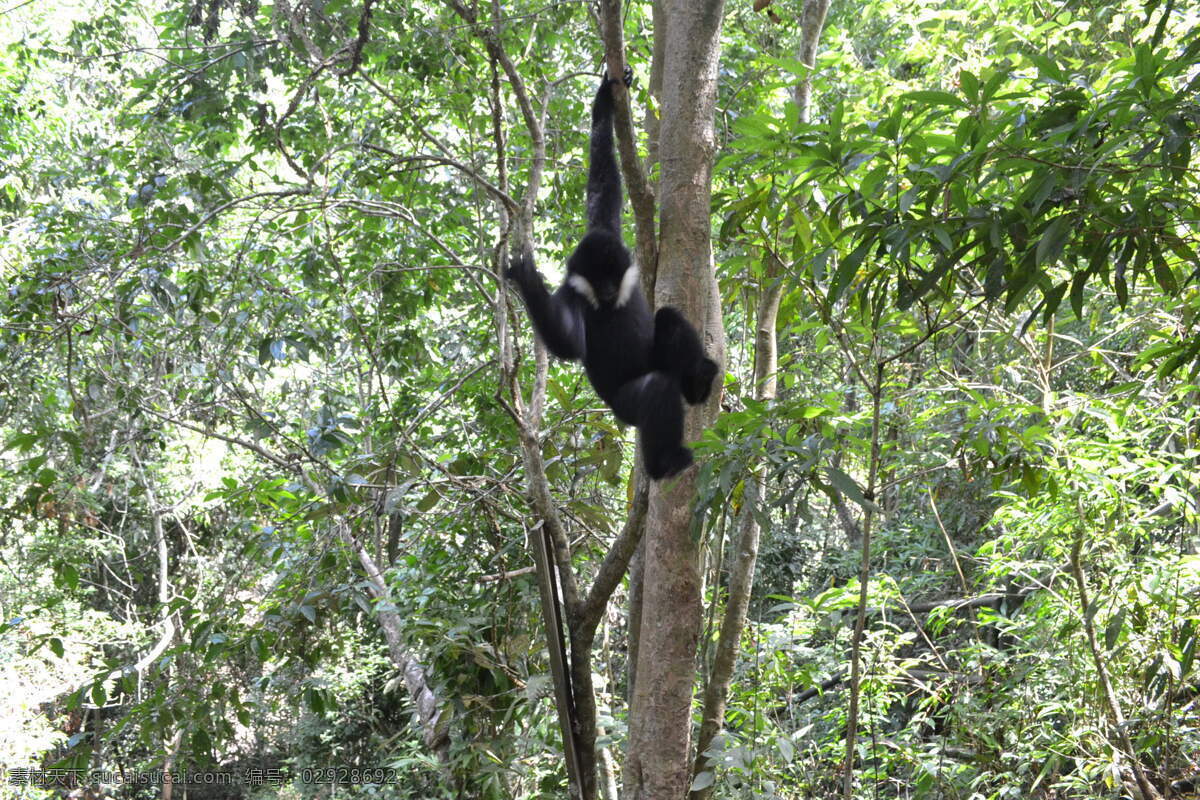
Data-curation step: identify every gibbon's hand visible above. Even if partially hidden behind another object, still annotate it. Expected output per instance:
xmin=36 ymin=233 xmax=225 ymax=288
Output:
xmin=504 ymin=250 xmax=535 ymax=283
xmin=600 ymin=64 xmax=634 ymax=91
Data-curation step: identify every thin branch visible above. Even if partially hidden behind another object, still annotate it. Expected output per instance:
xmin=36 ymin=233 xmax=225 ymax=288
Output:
xmin=403 ymin=360 xmax=492 ymax=438
xmin=1070 ymin=524 xmax=1161 ymax=800
xmin=479 ymin=565 xmax=537 ymax=582
xmin=844 ymin=361 xmax=884 ymax=800
xmin=362 ymin=144 xmax=518 ymax=213
xmin=0 ymin=0 xmax=35 ymax=14
xmin=148 ymin=189 xmax=309 ymax=257
xmin=443 ymin=0 xmax=544 ymax=246
xmin=928 ymin=488 xmax=968 ymax=595
xmin=337 ymin=0 xmax=377 ymax=77
xmin=577 ymin=470 xmax=650 ymax=637
xmin=140 ymin=406 xmax=294 ymax=471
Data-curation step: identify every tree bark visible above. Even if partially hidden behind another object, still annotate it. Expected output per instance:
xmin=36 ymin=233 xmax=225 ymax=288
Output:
xmin=790 ymin=0 xmax=832 ymax=119
xmin=625 ymin=1 xmax=727 ymax=797
xmin=690 ymin=476 xmax=763 ymax=798
xmin=626 ymin=532 xmax=645 ymax=705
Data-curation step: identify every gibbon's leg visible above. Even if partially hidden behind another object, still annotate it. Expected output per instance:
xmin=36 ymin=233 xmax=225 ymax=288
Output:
xmin=585 ymin=68 xmax=631 ymax=235
xmin=504 ymin=250 xmax=585 ymax=361
xmin=611 ymin=372 xmax=693 ymax=480
xmin=651 ymin=307 xmax=720 ymax=405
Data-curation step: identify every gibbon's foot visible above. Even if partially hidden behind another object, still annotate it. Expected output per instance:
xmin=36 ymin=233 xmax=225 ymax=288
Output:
xmin=647 ymin=446 xmax=693 ymax=480
xmin=650 ymin=307 xmax=717 ymax=403
xmin=683 ymin=357 xmax=720 ymax=405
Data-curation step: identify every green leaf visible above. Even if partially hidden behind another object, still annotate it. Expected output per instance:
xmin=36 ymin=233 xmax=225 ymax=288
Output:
xmin=823 ymin=467 xmax=879 ymax=512
xmin=416 ymin=490 xmax=439 ymax=512
xmin=1035 ymin=216 xmax=1070 ymax=267
xmin=192 ymin=728 xmax=212 ymax=753
xmin=900 ymin=90 xmax=966 ymax=108
xmin=1041 ymin=282 xmax=1067 ymax=324
xmin=258 ymin=338 xmax=274 ymax=364
xmin=58 ymin=563 xmax=79 ymax=591
xmin=1150 ymin=249 xmax=1177 ymax=294
xmin=252 ymin=636 xmax=269 ymax=660
xmin=5 ymin=432 xmax=37 ymax=453
xmin=1069 ymin=269 xmax=1089 ymax=319
xmin=1104 ymin=608 xmax=1126 ymax=651
xmin=829 ymin=240 xmax=873 ymax=301
xmin=1025 ymin=51 xmax=1065 ymax=83
xmin=778 ymin=735 xmax=795 ymax=764
xmin=959 ymin=70 xmax=979 ymax=103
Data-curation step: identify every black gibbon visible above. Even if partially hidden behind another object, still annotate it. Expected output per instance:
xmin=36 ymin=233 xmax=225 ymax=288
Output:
xmin=505 ymin=68 xmax=719 ymax=479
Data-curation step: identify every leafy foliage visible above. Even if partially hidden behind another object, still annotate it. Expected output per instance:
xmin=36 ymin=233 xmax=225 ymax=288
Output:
xmin=2 ymin=0 xmax=1199 ymax=797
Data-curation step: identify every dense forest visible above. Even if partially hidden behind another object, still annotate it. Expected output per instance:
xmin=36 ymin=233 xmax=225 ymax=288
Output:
xmin=2 ymin=0 xmax=1199 ymax=798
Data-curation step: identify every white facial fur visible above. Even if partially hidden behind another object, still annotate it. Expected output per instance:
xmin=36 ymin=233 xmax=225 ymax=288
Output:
xmin=568 ymin=274 xmax=599 ymax=308
xmin=615 ymin=264 xmax=640 ymax=308
xmin=568 ymin=264 xmax=639 ymax=309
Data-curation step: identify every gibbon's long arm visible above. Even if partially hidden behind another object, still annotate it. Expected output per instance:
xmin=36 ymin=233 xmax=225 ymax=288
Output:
xmin=585 ymin=68 xmax=629 ymax=236
xmin=505 ymin=251 xmax=586 ymax=361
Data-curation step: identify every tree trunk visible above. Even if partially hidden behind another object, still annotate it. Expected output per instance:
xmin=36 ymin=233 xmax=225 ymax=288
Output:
xmin=791 ymin=0 xmax=832 ymax=119
xmin=625 ymin=1 xmax=727 ymax=797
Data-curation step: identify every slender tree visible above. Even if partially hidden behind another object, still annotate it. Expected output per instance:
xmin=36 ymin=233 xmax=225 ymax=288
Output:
xmin=625 ymin=2 xmax=729 ymax=796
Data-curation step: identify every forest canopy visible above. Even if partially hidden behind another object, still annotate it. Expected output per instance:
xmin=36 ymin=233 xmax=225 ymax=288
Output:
xmin=1 ymin=0 xmax=1198 ymax=798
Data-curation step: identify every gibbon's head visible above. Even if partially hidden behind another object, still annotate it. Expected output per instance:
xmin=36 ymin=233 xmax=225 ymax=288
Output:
xmin=566 ymin=229 xmax=638 ymax=308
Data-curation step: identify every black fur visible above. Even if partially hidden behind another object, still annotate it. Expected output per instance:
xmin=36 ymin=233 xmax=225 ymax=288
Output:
xmin=506 ymin=69 xmax=719 ymax=480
